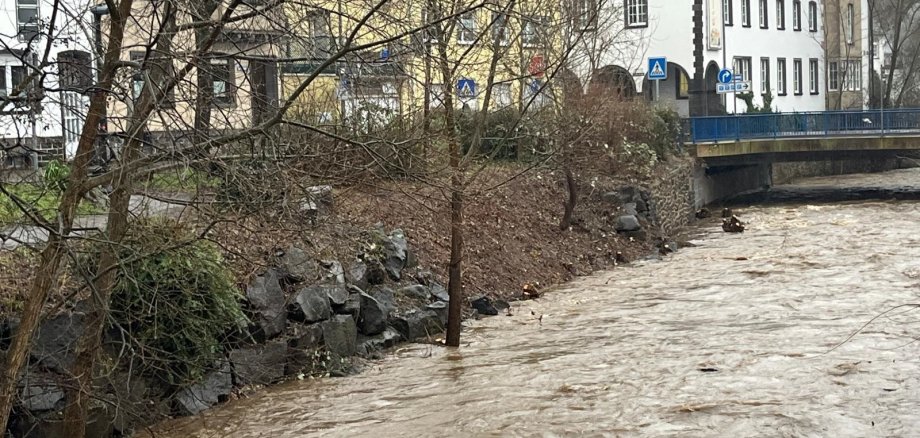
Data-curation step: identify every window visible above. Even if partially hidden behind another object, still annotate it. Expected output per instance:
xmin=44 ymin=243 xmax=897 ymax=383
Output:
xmin=792 ymin=0 xmax=801 ymax=30
xmin=724 ymin=0 xmax=734 ymax=25
xmin=677 ymin=69 xmax=689 ymax=99
xmin=429 ymin=83 xmax=445 ymax=108
xmin=776 ymin=0 xmax=785 ymax=29
xmin=741 ymin=0 xmax=751 ymax=26
xmin=421 ymin=8 xmax=440 ymax=43
xmin=522 ymin=16 xmax=549 ymax=46
xmin=58 ymin=50 xmax=93 ymax=91
xmin=493 ymin=83 xmax=512 ymax=108
xmin=0 ymin=67 xmax=6 ymax=97
xmin=524 ymin=79 xmax=550 ymax=109
xmin=759 ymin=0 xmax=768 ymax=28
xmin=828 ymin=61 xmax=839 ymax=90
xmin=842 ymin=60 xmax=861 ymax=91
xmin=208 ymin=56 xmax=235 ymax=107
xmin=777 ymin=58 xmax=787 ymax=95
xmin=733 ymin=57 xmax=752 ymax=82
xmin=809 ymin=58 xmax=819 ymax=94
xmin=16 ymin=0 xmax=39 ymax=41
xmin=760 ymin=57 xmax=770 ymax=94
xmin=308 ymin=11 xmax=334 ymax=57
xmin=491 ymin=12 xmax=509 ymax=45
xmin=845 ymin=3 xmax=854 ymax=44
xmin=808 ymin=1 xmax=817 ymax=31
xmin=130 ymin=51 xmax=146 ymax=102
xmin=793 ymin=59 xmax=802 ymax=95
xmin=458 ymin=11 xmax=476 ymax=44
xmin=574 ymin=0 xmax=599 ymax=29
xmin=625 ymin=0 xmax=648 ymax=28
xmin=7 ymin=64 xmax=39 ymax=113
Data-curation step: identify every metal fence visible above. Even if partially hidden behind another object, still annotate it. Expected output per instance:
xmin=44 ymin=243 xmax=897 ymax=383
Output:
xmin=688 ymin=109 xmax=920 ymax=143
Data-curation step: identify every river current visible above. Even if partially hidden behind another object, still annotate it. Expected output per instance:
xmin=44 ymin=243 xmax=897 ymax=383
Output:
xmin=150 ymin=170 xmax=920 ymax=437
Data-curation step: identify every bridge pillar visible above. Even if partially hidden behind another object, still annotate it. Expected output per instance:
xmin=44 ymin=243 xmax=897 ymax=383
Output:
xmin=692 ymin=161 xmax=773 ymax=208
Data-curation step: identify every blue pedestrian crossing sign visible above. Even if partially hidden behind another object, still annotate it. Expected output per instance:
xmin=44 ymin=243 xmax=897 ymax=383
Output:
xmin=457 ymin=78 xmax=476 ymax=98
xmin=718 ymin=68 xmax=734 ymax=84
xmin=648 ymin=57 xmax=667 ymax=81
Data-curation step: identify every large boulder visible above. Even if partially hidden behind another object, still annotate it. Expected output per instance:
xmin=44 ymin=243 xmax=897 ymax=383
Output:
xmin=426 ymin=301 xmax=449 ymax=325
xmin=230 ymin=341 xmax=287 ymax=386
xmin=323 ymin=284 xmax=349 ymax=307
xmin=175 ymin=361 xmax=232 ymax=415
xmin=31 ymin=311 xmax=86 ymax=373
xmin=391 ymin=310 xmax=444 ymax=341
xmin=615 ymin=215 xmax=642 ymax=232
xmin=321 ymin=315 xmax=358 ymax=358
xmin=286 ymin=323 xmax=325 ymax=375
xmin=397 ymin=284 xmax=430 ymax=301
xmin=300 ymin=185 xmax=334 ymax=217
xmin=358 ymin=293 xmax=389 ymax=336
xmin=245 ymin=271 xmax=286 ymax=340
xmin=290 ymin=285 xmax=333 ymax=323
xmin=18 ymin=372 xmax=65 ymax=412
xmin=471 ymin=296 xmax=499 ymax=316
xmin=368 ymin=286 xmax=397 ymax=315
xmin=429 ymin=282 xmax=449 ymax=302
xmin=356 ymin=328 xmax=403 ymax=357
xmin=277 ymin=246 xmax=316 ymax=283
xmin=337 ymin=286 xmax=362 ymax=318
xmin=345 ymin=261 xmax=369 ymax=289
xmin=382 ymin=229 xmax=408 ymax=281
xmin=366 ymin=260 xmax=387 ymax=285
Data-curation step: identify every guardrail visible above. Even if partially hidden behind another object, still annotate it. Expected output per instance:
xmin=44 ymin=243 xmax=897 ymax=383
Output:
xmin=688 ymin=108 xmax=920 ymax=143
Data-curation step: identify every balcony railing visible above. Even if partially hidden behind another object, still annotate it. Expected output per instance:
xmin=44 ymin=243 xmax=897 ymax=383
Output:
xmin=688 ymin=108 xmax=920 ymax=143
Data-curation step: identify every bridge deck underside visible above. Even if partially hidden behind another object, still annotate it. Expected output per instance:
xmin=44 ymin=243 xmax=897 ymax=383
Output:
xmin=693 ymin=136 xmax=920 ymax=164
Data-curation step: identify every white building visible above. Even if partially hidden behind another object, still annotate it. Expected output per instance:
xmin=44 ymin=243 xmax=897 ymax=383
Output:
xmin=577 ymin=0 xmax=868 ymax=117
xmin=0 ymin=0 xmax=93 ymax=168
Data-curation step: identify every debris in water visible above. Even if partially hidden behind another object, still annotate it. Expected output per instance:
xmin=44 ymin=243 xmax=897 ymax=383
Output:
xmin=522 ymin=282 xmax=542 ymax=300
xmin=698 ymin=368 xmax=719 ymax=373
xmin=722 ymin=216 xmax=745 ymax=233
xmin=722 ymin=208 xmax=733 ymax=218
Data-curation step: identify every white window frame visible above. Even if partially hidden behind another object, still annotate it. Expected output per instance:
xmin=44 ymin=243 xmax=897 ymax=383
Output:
xmin=625 ymin=0 xmax=648 ymax=28
xmin=742 ymin=0 xmax=751 ymax=26
xmin=793 ymin=58 xmax=802 ymax=95
xmin=458 ymin=11 xmax=477 ymax=45
xmin=760 ymin=57 xmax=770 ymax=94
xmin=491 ymin=12 xmax=509 ymax=46
xmin=16 ymin=0 xmax=39 ymax=42
xmin=808 ymin=1 xmax=817 ymax=32
xmin=776 ymin=0 xmax=785 ymax=29
xmin=845 ymin=3 xmax=854 ymax=44
xmin=759 ymin=0 xmax=768 ymax=28
xmin=429 ymin=83 xmax=445 ymax=107
xmin=724 ymin=0 xmax=733 ymax=25
xmin=828 ymin=61 xmax=839 ymax=91
xmin=792 ymin=0 xmax=801 ymax=30
xmin=777 ymin=58 xmax=787 ymax=95
xmin=809 ymin=59 xmax=819 ymax=94
xmin=493 ymin=82 xmax=512 ymax=108
xmin=522 ymin=15 xmax=549 ymax=47
xmin=733 ymin=56 xmax=752 ymax=82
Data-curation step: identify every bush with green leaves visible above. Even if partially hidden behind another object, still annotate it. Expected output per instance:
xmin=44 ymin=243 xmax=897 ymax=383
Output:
xmin=81 ymin=219 xmax=246 ymax=387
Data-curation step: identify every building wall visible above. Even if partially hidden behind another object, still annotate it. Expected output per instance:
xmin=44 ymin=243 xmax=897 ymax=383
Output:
xmin=824 ymin=0 xmax=869 ymax=109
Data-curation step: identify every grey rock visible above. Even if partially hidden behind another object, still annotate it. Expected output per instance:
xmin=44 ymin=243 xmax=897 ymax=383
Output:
xmin=1 ymin=316 xmax=18 ymax=349
xmin=471 ymin=296 xmax=499 ymax=316
xmin=366 ymin=260 xmax=387 ymax=285
xmin=623 ymin=229 xmax=648 ymax=241
xmin=321 ymin=260 xmax=346 ymax=285
xmin=356 ymin=327 xmax=403 ymax=356
xmin=175 ymin=361 xmax=232 ymax=415
xmin=230 ymin=341 xmax=287 ymax=386
xmin=358 ymin=293 xmax=389 ymax=335
xmin=300 ymin=185 xmax=334 ymax=216
xmin=338 ymin=287 xmax=362 ymax=317
xmin=323 ymin=283 xmax=349 ymax=307
xmin=391 ymin=310 xmax=444 ymax=341
xmin=398 ymin=284 xmax=430 ymax=301
xmin=291 ymin=285 xmax=333 ymax=323
xmin=383 ymin=229 xmax=408 ymax=281
xmin=245 ymin=271 xmax=287 ymax=340
xmin=322 ymin=315 xmax=358 ymax=358
xmin=622 ymin=202 xmax=639 ymax=216
xmin=429 ymin=282 xmax=449 ymax=302
xmin=32 ymin=311 xmax=85 ymax=373
xmin=345 ymin=261 xmax=369 ymax=289
xmin=18 ymin=373 xmax=64 ymax=411
xmin=493 ymin=299 xmax=511 ymax=311
xmin=368 ymin=286 xmax=397 ymax=315
xmin=278 ymin=246 xmax=315 ymax=282
xmin=615 ymin=215 xmax=642 ymax=232
xmin=288 ymin=323 xmax=324 ymax=350
xmin=426 ymin=301 xmax=449 ymax=325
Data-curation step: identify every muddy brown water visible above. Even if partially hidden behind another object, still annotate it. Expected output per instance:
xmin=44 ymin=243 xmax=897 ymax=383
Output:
xmin=149 ymin=170 xmax=920 ymax=437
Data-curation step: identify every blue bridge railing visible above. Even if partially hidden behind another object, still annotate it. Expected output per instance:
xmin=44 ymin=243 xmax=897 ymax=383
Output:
xmin=688 ymin=109 xmax=920 ymax=143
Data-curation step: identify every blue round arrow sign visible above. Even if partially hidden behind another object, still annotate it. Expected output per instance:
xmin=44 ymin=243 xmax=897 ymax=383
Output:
xmin=718 ymin=69 xmax=733 ymax=84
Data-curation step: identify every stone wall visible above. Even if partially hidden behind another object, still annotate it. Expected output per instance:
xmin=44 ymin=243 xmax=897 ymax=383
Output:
xmin=772 ymin=159 xmax=903 ymax=185
xmin=649 ymin=156 xmax=695 ymax=236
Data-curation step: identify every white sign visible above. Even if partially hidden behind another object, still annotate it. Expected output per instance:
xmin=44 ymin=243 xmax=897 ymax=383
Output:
xmin=716 ymin=81 xmax=753 ymax=94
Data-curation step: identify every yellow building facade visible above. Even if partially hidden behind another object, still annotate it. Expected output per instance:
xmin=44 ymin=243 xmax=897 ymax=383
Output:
xmin=280 ymin=0 xmax=568 ymax=127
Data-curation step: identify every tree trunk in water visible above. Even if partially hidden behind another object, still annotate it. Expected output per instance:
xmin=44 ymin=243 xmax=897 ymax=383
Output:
xmin=559 ymin=167 xmax=577 ymax=231
xmin=0 ymin=0 xmax=134 ymax=429
xmin=446 ymin=182 xmax=464 ymax=347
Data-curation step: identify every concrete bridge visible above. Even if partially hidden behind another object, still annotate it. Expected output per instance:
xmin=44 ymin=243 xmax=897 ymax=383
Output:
xmin=686 ymin=109 xmax=920 ymax=207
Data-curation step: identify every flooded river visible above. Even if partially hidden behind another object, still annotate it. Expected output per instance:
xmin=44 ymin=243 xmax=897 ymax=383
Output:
xmin=151 ymin=170 xmax=920 ymax=437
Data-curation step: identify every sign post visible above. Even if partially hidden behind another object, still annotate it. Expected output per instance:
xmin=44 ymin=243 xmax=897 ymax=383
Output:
xmin=647 ymin=57 xmax=667 ymax=101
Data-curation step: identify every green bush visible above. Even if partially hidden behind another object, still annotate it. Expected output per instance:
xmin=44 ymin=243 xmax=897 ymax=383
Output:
xmin=82 ymin=219 xmax=246 ymax=387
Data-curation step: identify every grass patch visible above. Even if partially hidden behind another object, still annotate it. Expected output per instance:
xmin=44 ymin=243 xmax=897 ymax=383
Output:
xmin=0 ymin=183 xmax=104 ymax=226
xmin=142 ymin=168 xmax=220 ymax=192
